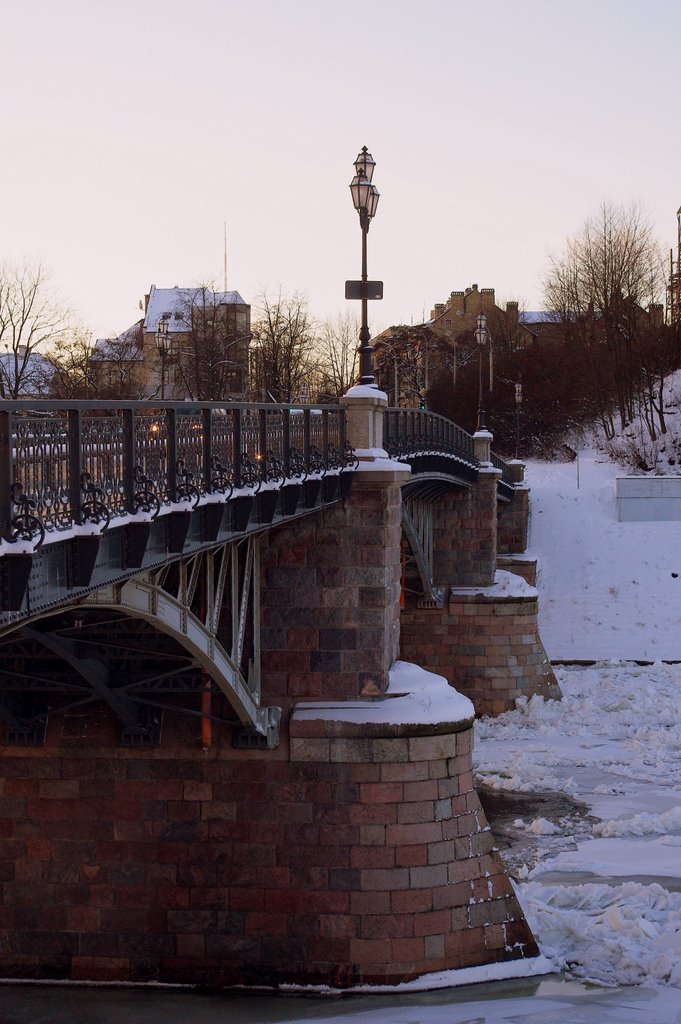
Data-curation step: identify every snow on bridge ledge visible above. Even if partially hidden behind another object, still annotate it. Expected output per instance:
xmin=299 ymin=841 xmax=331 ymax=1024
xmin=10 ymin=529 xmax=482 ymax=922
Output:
xmin=292 ymin=660 xmax=475 ymax=730
xmin=453 ymin=568 xmax=538 ymax=600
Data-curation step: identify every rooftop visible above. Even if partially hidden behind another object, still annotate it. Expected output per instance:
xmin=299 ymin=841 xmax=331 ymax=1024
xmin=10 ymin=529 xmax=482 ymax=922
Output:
xmin=144 ymin=285 xmax=247 ymax=334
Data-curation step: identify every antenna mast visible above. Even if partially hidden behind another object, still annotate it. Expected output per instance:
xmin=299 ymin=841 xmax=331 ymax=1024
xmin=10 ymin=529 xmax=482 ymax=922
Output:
xmin=670 ymin=207 xmax=681 ymax=325
xmin=223 ymin=219 xmax=228 ymax=293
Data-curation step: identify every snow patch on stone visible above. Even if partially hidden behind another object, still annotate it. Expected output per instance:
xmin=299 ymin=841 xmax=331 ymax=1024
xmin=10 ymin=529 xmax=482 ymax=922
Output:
xmin=294 ymin=661 xmax=474 ymax=726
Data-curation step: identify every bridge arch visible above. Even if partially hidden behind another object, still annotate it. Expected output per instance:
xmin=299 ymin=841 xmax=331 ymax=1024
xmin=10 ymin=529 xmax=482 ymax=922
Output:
xmin=80 ymin=573 xmax=278 ymax=740
xmin=0 ymin=537 xmax=279 ymax=748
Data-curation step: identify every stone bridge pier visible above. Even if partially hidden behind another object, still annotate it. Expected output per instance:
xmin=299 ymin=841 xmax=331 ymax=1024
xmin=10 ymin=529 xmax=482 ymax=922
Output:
xmin=0 ymin=392 xmax=551 ymax=990
xmin=400 ymin=431 xmax=560 ymax=716
xmin=213 ymin=392 xmax=543 ymax=987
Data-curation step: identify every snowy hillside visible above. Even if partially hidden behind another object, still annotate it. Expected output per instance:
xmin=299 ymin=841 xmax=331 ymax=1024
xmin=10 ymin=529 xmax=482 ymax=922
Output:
xmin=526 ymin=454 xmax=681 ymax=661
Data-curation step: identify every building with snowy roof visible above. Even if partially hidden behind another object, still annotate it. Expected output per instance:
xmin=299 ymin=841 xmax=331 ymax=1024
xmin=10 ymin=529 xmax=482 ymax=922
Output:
xmin=93 ymin=284 xmax=251 ymax=400
xmin=0 ymin=346 xmax=53 ymax=398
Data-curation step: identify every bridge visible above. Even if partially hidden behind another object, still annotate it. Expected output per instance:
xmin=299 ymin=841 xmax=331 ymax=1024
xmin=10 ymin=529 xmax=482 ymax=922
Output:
xmin=0 ymin=389 xmax=558 ymax=989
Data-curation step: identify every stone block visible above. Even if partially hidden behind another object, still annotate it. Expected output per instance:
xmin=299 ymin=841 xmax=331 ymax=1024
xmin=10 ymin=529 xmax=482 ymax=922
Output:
xmin=360 ymin=867 xmax=410 ymax=892
xmin=391 ymin=888 xmax=433 ymax=914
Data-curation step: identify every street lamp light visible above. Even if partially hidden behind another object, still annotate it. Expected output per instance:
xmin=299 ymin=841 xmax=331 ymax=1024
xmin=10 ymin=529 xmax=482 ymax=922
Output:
xmin=155 ymin=312 xmax=171 ymax=400
xmin=475 ymin=312 xmax=488 ymax=430
xmin=515 ymin=380 xmax=523 ymax=458
xmin=349 ymin=146 xmax=380 ymax=385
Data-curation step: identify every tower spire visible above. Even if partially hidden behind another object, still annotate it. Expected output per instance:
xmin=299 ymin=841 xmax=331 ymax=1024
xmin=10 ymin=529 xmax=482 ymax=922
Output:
xmin=223 ymin=219 xmax=228 ymax=293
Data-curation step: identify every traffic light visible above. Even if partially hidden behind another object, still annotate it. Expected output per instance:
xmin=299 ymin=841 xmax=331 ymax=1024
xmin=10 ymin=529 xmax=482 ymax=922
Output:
xmin=419 ymin=389 xmax=427 ymax=411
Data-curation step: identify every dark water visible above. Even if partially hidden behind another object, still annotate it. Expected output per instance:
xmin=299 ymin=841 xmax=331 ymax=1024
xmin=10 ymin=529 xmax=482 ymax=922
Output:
xmin=0 ymin=976 xmax=677 ymax=1024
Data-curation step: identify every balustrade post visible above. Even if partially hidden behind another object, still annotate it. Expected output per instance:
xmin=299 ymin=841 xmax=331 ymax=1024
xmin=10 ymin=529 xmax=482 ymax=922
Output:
xmin=385 ymin=409 xmax=394 ymax=450
xmin=166 ymin=408 xmax=177 ymax=500
xmin=339 ymin=406 xmax=347 ymax=461
xmin=0 ymin=411 xmax=13 ymax=540
xmin=122 ymin=408 xmax=135 ymax=514
xmin=322 ymin=409 xmax=329 ymax=465
xmin=259 ymin=408 xmax=268 ymax=481
xmin=233 ymin=409 xmax=243 ymax=488
xmin=303 ymin=409 xmax=311 ymax=473
xmin=202 ymin=408 xmax=213 ymax=493
xmin=282 ymin=408 xmax=291 ymax=478
xmin=68 ymin=409 xmax=82 ymax=525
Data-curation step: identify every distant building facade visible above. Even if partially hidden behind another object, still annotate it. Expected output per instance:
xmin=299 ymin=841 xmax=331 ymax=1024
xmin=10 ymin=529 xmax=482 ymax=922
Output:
xmin=93 ymin=284 xmax=251 ymax=400
xmin=428 ymin=283 xmax=549 ymax=352
xmin=0 ymin=346 xmax=53 ymax=398
xmin=371 ymin=285 xmax=542 ymax=406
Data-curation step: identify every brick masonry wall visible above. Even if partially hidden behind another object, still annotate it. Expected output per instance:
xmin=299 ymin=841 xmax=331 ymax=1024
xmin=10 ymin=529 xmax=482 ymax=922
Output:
xmin=432 ymin=471 xmax=499 ymax=589
xmin=259 ymin=476 xmax=403 ymax=703
xmin=0 ymin=706 xmax=538 ymax=987
xmin=497 ymin=487 xmax=530 ymax=555
xmin=400 ymin=591 xmax=560 ymax=717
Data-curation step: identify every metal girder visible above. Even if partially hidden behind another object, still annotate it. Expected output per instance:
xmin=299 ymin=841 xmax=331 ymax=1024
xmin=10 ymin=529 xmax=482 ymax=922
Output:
xmin=81 ymin=535 xmax=278 ymax=743
xmin=401 ymin=498 xmax=445 ymax=608
xmin=0 ymin=693 xmax=47 ymax=745
xmin=21 ymin=627 xmax=140 ymax=727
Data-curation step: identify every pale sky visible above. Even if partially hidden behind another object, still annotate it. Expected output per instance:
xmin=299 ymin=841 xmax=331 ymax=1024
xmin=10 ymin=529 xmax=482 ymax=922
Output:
xmin=2 ymin=0 xmax=680 ymax=339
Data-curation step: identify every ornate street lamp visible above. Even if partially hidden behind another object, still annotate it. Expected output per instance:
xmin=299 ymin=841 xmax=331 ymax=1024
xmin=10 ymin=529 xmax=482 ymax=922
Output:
xmin=515 ymin=380 xmax=523 ymax=458
xmin=475 ymin=312 xmax=488 ymax=430
xmin=349 ymin=146 xmax=380 ymax=385
xmin=155 ymin=312 xmax=170 ymax=400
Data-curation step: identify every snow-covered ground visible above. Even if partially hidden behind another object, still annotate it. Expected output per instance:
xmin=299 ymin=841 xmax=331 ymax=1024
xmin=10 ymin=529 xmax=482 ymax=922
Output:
xmin=528 ymin=453 xmax=681 ymax=660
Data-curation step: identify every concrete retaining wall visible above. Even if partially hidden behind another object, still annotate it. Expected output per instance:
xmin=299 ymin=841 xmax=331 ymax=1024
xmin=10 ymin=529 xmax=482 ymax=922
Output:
xmin=616 ymin=476 xmax=681 ymax=521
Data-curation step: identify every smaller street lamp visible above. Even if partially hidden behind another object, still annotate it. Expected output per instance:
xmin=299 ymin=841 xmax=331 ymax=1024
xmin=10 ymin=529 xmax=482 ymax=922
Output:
xmin=155 ymin=312 xmax=171 ymax=400
xmin=475 ymin=312 xmax=488 ymax=430
xmin=515 ymin=380 xmax=523 ymax=458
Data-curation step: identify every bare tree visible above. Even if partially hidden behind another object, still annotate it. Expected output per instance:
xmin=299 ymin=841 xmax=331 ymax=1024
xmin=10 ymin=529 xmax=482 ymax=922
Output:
xmin=90 ymin=321 xmax=148 ymax=400
xmin=315 ymin=312 xmax=358 ymax=399
xmin=250 ymin=290 xmax=317 ymax=403
xmin=373 ymin=325 xmax=454 ymax=407
xmin=545 ymin=202 xmax=668 ymax=438
xmin=0 ymin=261 xmax=70 ymax=397
xmin=172 ymin=284 xmax=251 ymax=401
xmin=46 ymin=327 xmax=96 ymax=398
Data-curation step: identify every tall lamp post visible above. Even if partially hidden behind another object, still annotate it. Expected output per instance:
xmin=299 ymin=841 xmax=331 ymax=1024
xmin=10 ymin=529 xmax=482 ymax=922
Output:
xmin=475 ymin=312 xmax=488 ymax=430
xmin=349 ymin=147 xmax=380 ymax=385
xmin=155 ymin=313 xmax=170 ymax=400
xmin=515 ymin=380 xmax=523 ymax=458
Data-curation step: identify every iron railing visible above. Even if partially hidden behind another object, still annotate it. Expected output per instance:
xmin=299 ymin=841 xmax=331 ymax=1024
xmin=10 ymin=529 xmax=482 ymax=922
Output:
xmin=0 ymin=401 xmax=352 ymax=548
xmin=490 ymin=450 xmax=515 ymax=489
xmin=384 ymin=408 xmax=478 ymax=465
xmin=384 ymin=407 xmax=515 ymax=489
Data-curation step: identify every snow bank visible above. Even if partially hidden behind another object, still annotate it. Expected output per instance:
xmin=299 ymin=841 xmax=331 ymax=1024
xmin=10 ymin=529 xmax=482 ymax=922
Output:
xmin=519 ymin=880 xmax=681 ymax=988
xmin=527 ymin=454 xmax=681 ymax=660
xmin=475 ymin=664 xmax=681 ymax=796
